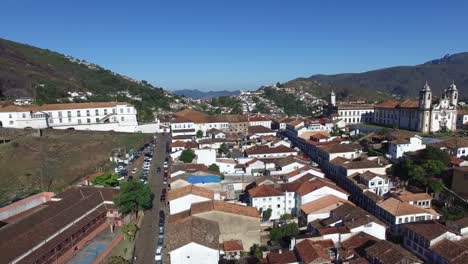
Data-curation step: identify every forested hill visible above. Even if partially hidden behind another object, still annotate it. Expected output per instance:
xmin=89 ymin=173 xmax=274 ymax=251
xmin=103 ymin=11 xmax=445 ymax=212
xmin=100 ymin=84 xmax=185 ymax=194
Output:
xmin=0 ymin=38 xmax=174 ymax=121
xmin=284 ymin=53 xmax=468 ymax=100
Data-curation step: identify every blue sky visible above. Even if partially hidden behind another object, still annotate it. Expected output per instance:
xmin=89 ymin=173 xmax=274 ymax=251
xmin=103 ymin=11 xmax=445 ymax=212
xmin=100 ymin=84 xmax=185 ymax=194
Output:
xmin=2 ymin=0 xmax=468 ymax=91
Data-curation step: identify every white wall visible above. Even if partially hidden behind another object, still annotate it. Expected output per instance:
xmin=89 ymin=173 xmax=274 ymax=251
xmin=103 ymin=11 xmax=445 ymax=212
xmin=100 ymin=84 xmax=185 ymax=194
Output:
xmin=251 ymin=195 xmax=286 ymax=220
xmin=170 ymin=242 xmax=219 ymax=264
xmin=169 ymin=194 xmax=211 ymax=215
xmin=194 ymin=149 xmax=217 ymax=166
xmin=350 ymin=222 xmax=386 ymax=240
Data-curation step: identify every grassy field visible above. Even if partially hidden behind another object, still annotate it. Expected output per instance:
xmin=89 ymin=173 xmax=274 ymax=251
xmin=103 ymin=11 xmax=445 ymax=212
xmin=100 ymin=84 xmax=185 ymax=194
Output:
xmin=0 ymin=129 xmax=151 ymax=204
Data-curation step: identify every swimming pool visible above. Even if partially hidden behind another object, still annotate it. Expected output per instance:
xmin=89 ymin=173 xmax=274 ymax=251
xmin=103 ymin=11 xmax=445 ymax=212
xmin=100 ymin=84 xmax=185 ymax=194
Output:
xmin=186 ymin=175 xmax=221 ymax=184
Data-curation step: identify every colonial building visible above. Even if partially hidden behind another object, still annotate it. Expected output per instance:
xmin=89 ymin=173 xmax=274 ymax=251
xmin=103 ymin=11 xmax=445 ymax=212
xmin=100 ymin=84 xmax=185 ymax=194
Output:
xmin=325 ymin=90 xmax=374 ymax=125
xmin=373 ymin=82 xmax=459 ymax=133
xmin=0 ymin=102 xmax=160 ymax=133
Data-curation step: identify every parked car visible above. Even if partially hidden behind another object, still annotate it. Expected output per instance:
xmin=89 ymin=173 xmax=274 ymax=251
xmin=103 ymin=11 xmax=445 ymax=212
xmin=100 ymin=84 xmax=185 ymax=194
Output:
xmin=132 ymin=168 xmax=138 ymax=173
xmin=160 ymin=194 xmax=166 ymax=202
xmin=159 ymin=226 xmax=164 ymax=235
xmin=156 ymin=167 xmax=161 ymax=173
xmin=159 ymin=210 xmax=165 ymax=219
xmin=161 ymin=188 xmax=167 ymax=196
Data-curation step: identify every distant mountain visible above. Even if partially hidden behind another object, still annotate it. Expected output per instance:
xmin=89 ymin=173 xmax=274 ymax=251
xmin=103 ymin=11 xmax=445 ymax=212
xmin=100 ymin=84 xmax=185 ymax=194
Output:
xmin=284 ymin=52 xmax=468 ymax=100
xmin=173 ymin=89 xmax=240 ymax=99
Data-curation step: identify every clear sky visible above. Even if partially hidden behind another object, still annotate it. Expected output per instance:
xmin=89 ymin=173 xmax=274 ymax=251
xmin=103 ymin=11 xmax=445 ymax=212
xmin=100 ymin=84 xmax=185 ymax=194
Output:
xmin=1 ymin=0 xmax=468 ymax=91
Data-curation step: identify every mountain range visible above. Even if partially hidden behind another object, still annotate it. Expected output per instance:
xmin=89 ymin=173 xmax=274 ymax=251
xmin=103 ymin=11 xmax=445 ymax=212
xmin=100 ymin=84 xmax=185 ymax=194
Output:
xmin=284 ymin=52 xmax=468 ymax=100
xmin=173 ymin=89 xmax=240 ymax=99
xmin=1 ymin=37 xmax=468 ymax=107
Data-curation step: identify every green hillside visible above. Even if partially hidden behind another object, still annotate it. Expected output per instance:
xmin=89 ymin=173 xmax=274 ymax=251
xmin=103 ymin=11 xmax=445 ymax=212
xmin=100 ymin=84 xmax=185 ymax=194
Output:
xmin=0 ymin=38 xmax=174 ymax=122
xmin=284 ymin=53 xmax=468 ymax=101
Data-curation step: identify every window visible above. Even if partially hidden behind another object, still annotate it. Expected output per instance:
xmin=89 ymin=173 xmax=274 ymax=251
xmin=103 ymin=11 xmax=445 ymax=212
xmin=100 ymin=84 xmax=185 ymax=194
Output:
xmin=77 ymin=110 xmax=81 ymax=117
xmin=277 ymin=204 xmax=280 ymax=208
xmin=9 ymin=121 xmax=13 ymax=125
xmin=87 ymin=118 xmax=91 ymax=123
xmin=78 ymin=119 xmax=82 ymax=124
xmin=68 ymin=117 xmax=72 ymax=123
xmin=59 ymin=118 xmax=63 ymax=123
xmin=86 ymin=110 xmax=90 ymax=116
xmin=8 ymin=114 xmax=12 ymax=118
xmin=96 ymin=118 xmax=99 ymax=122
xmin=104 ymin=109 xmax=108 ymax=115
xmin=22 ymin=113 xmax=26 ymax=118
xmin=120 ymin=108 xmax=123 ymax=113
xmin=121 ymin=117 xmax=124 ymax=121
xmin=398 ymin=218 xmax=402 ymax=224
xmin=58 ymin=111 xmax=62 ymax=117
xmin=67 ymin=111 xmax=71 ymax=117
xmin=370 ymin=182 xmax=375 ymax=186
xmin=112 ymin=109 xmax=116 ymax=114
xmin=378 ymin=181 xmax=382 ymax=185
xmin=127 ymin=108 xmax=130 ymax=113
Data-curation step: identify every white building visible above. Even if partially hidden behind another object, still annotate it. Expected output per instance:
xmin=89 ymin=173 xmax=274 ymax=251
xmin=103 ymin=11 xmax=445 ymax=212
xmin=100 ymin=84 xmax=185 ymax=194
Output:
xmin=194 ymin=148 xmax=217 ymax=166
xmin=348 ymin=171 xmax=390 ymax=196
xmin=244 ymin=145 xmax=297 ymax=159
xmin=247 ymin=185 xmax=286 ymax=220
xmin=387 ymin=135 xmax=426 ymax=159
xmin=168 ymin=185 xmax=216 ymax=215
xmin=248 ymin=116 xmax=272 ymax=128
xmin=167 ymin=216 xmax=220 ymax=264
xmin=0 ymin=102 xmax=160 ymax=133
xmin=295 ymin=179 xmax=349 ymax=211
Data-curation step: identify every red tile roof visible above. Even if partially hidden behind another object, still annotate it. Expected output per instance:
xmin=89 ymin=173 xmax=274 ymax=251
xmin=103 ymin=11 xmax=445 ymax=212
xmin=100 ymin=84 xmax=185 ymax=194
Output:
xmin=245 ymin=145 xmax=296 ymax=155
xmin=223 ymin=240 xmax=244 ymax=252
xmin=248 ymin=185 xmax=283 ymax=198
xmin=374 ymin=100 xmax=401 ymax=109
xmin=295 ymin=239 xmax=333 ymax=263
xmin=167 ymin=185 xmax=214 ymax=201
xmin=190 ymin=200 xmax=259 ymax=218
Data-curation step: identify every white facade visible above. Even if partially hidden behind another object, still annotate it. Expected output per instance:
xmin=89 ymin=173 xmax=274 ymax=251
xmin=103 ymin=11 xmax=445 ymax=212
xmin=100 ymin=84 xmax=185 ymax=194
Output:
xmin=337 ymin=107 xmax=374 ymax=125
xmin=169 ymin=242 xmax=219 ymax=264
xmin=248 ymin=119 xmax=272 ymax=128
xmin=251 ymin=195 xmax=286 ymax=220
xmin=216 ymin=159 xmax=237 ymax=174
xmin=169 ymin=194 xmax=211 ymax=215
xmin=387 ymin=135 xmax=426 ymax=159
xmin=0 ymin=102 xmax=160 ymax=133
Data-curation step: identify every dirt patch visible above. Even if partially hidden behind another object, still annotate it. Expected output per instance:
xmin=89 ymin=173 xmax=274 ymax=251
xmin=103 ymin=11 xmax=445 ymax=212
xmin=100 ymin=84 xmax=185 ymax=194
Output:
xmin=0 ymin=129 xmax=151 ymax=203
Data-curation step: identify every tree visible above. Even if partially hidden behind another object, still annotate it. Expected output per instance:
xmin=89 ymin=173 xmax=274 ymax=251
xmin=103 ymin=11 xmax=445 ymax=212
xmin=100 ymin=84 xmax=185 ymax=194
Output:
xmin=429 ymin=180 xmax=445 ymax=194
xmin=113 ymin=181 xmax=153 ymax=218
xmin=208 ymin=163 xmax=220 ymax=174
xmin=92 ymin=173 xmax=119 ymax=187
xmin=180 ymin=149 xmax=195 ymax=163
xmin=121 ymin=223 xmax=139 ymax=241
xmin=106 ymin=256 xmax=130 ymax=264
xmin=262 ymin=208 xmax=272 ymax=221
xmin=270 ymin=223 xmax=299 ymax=243
xmin=218 ymin=143 xmax=230 ymax=156
xmin=249 ymin=244 xmax=263 ymax=260
xmin=196 ymin=130 xmax=203 ymax=139
xmin=421 ymin=146 xmax=451 ymax=166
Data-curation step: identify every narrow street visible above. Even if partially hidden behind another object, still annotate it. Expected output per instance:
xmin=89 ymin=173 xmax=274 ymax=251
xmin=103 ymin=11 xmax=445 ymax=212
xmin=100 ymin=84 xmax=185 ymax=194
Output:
xmin=133 ymin=133 xmax=169 ymax=264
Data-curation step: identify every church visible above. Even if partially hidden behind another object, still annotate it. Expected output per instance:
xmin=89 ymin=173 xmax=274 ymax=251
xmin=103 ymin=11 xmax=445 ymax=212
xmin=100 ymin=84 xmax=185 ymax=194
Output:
xmin=373 ymin=82 xmax=459 ymax=133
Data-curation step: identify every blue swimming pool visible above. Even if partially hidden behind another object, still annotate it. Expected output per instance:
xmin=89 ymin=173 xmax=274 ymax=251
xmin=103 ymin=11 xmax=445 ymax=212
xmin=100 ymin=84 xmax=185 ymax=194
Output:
xmin=186 ymin=175 xmax=221 ymax=184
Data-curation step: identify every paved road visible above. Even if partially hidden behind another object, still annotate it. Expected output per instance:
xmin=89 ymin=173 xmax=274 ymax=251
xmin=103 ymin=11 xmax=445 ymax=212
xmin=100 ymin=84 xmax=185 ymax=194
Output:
xmin=133 ymin=133 xmax=169 ymax=264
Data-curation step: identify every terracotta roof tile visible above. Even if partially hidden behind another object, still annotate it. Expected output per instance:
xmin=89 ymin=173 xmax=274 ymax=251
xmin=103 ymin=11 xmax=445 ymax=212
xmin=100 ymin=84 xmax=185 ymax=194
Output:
xmin=374 ymin=100 xmax=401 ymax=109
xmin=245 ymin=145 xmax=296 ymax=155
xmin=266 ymin=250 xmax=298 ymax=264
xmin=300 ymin=195 xmax=351 ymax=214
xmin=223 ymin=240 xmax=244 ymax=252
xmin=248 ymin=185 xmax=283 ymax=198
xmin=296 ymin=178 xmax=348 ymax=197
xmin=167 ymin=185 xmax=214 ymax=201
xmin=166 ymin=216 xmax=220 ymax=251
xmin=190 ymin=200 xmax=260 ymax=218
xmin=248 ymin=125 xmax=275 ymax=134
xmin=377 ymin=197 xmax=431 ymax=216
xmin=295 ymin=239 xmax=333 ymax=263
xmin=403 ymin=220 xmax=451 ymax=241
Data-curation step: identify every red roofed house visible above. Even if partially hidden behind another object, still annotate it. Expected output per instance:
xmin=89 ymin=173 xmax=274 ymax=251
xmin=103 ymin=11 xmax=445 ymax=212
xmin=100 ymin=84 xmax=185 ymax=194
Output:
xmin=244 ymin=145 xmax=298 ymax=159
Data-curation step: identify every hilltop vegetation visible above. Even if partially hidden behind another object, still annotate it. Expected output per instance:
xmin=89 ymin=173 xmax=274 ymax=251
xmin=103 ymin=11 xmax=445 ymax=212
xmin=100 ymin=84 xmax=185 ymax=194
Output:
xmin=0 ymin=38 xmax=174 ymax=122
xmin=284 ymin=53 xmax=468 ymax=100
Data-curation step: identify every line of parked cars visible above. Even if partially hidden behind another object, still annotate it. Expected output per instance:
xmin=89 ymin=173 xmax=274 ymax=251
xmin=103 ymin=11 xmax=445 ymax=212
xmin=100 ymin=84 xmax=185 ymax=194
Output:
xmin=140 ymin=146 xmax=154 ymax=184
xmin=155 ymin=210 xmax=165 ymax=263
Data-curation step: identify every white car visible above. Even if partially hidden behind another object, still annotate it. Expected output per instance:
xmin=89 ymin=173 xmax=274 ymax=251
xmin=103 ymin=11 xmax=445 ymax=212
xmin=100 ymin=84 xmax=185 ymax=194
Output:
xmin=155 ymin=247 xmax=162 ymax=261
xmin=132 ymin=168 xmax=138 ymax=173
